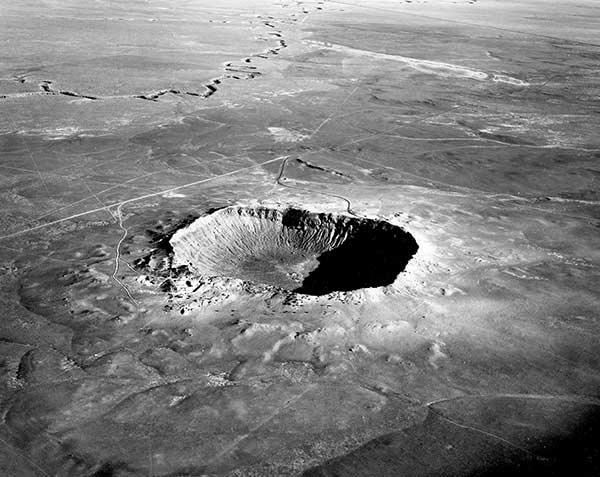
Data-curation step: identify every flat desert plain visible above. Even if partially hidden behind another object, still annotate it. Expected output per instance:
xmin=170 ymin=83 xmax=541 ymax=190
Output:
xmin=0 ymin=0 xmax=599 ymax=475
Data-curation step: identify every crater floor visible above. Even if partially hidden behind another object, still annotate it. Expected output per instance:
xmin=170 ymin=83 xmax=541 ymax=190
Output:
xmin=0 ymin=0 xmax=599 ymax=476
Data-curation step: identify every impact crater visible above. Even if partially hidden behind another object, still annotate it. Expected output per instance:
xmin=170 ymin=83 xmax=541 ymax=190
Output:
xmin=170 ymin=206 xmax=418 ymax=296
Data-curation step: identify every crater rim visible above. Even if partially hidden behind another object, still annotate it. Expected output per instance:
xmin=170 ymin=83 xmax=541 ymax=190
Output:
xmin=169 ymin=205 xmax=419 ymax=296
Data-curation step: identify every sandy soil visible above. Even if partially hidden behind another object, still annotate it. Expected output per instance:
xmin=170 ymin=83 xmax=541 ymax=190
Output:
xmin=0 ymin=0 xmax=599 ymax=475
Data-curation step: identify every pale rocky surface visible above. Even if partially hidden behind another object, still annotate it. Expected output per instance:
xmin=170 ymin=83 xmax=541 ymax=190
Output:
xmin=0 ymin=0 xmax=599 ymax=475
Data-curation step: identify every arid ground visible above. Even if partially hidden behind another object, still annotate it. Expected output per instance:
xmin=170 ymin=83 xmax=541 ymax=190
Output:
xmin=0 ymin=0 xmax=599 ymax=475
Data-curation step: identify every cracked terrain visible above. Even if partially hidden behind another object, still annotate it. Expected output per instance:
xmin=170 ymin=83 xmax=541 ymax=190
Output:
xmin=0 ymin=0 xmax=599 ymax=475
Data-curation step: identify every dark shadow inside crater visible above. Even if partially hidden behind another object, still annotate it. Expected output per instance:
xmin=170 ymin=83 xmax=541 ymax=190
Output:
xmin=295 ymin=224 xmax=418 ymax=296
